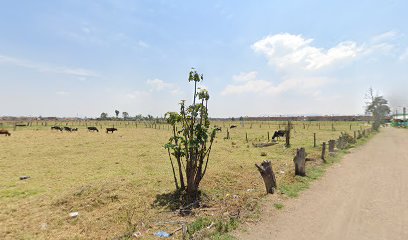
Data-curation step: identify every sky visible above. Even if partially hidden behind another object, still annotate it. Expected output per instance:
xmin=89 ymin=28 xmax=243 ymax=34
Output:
xmin=0 ymin=0 xmax=407 ymax=118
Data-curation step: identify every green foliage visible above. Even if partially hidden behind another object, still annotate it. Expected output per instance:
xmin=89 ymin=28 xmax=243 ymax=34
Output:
xmin=365 ymin=88 xmax=390 ymax=131
xmin=188 ymin=217 xmax=212 ymax=235
xmin=337 ymin=132 xmax=356 ymax=149
xmin=164 ymin=68 xmax=219 ymax=199
xmin=100 ymin=112 xmax=108 ymax=119
xmin=122 ymin=112 xmax=129 ymax=119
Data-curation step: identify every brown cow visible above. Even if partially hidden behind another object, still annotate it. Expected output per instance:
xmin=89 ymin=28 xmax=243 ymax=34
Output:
xmin=0 ymin=129 xmax=11 ymax=136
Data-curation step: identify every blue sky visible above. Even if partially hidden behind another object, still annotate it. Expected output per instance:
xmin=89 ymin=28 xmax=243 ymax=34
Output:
xmin=1 ymin=0 xmax=407 ymax=118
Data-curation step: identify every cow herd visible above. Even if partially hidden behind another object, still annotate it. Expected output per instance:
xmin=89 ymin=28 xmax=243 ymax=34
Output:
xmin=1 ymin=124 xmax=286 ymax=139
xmin=50 ymin=126 xmax=118 ymax=133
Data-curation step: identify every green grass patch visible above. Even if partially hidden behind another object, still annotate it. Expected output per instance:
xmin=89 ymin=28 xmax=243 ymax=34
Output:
xmin=273 ymin=203 xmax=284 ymax=210
xmin=0 ymin=189 xmax=41 ymax=199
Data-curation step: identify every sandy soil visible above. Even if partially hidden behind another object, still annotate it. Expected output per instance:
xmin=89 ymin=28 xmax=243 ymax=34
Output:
xmin=236 ymin=127 xmax=408 ymax=240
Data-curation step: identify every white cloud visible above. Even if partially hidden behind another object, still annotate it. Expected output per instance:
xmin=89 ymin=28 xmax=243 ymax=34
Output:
xmin=125 ymin=90 xmax=150 ymax=99
xmin=0 ymin=54 xmax=98 ymax=77
xmin=371 ymin=31 xmax=397 ymax=43
xmin=224 ymin=31 xmax=400 ymax=96
xmin=222 ymin=71 xmax=328 ymax=96
xmin=232 ymin=71 xmax=258 ymax=82
xmin=137 ymin=40 xmax=149 ymax=48
xmin=400 ymin=48 xmax=408 ymax=60
xmin=146 ymin=78 xmax=181 ymax=95
xmin=252 ymin=33 xmax=362 ymax=71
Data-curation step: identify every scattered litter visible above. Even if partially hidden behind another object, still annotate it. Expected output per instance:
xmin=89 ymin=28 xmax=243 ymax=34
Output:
xmin=40 ymin=223 xmax=48 ymax=230
xmin=280 ymin=170 xmax=285 ymax=174
xmin=19 ymin=176 xmax=30 ymax=180
xmin=207 ymin=222 xmax=215 ymax=229
xmin=132 ymin=231 xmax=142 ymax=238
xmin=154 ymin=231 xmax=170 ymax=238
xmin=246 ymin=188 xmax=255 ymax=192
xmin=232 ymin=194 xmax=239 ymax=199
xmin=69 ymin=212 xmax=79 ymax=218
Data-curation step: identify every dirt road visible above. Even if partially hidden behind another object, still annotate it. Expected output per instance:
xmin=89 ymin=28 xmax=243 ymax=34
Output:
xmin=236 ymin=127 xmax=408 ymax=240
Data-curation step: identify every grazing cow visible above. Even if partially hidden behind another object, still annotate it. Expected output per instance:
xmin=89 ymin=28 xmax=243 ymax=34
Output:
xmin=272 ymin=130 xmax=287 ymax=140
xmin=230 ymin=125 xmax=237 ymax=129
xmin=0 ymin=129 xmax=11 ymax=136
xmin=51 ymin=126 xmax=63 ymax=131
xmin=215 ymin=127 xmax=222 ymax=132
xmin=63 ymin=127 xmax=72 ymax=132
xmin=106 ymin=127 xmax=118 ymax=133
xmin=71 ymin=128 xmax=78 ymax=131
xmin=87 ymin=127 xmax=99 ymax=132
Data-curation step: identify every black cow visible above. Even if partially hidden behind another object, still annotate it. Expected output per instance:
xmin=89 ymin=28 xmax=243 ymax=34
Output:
xmin=71 ymin=128 xmax=78 ymax=131
xmin=106 ymin=127 xmax=118 ymax=133
xmin=0 ymin=129 xmax=11 ymax=136
xmin=51 ymin=126 xmax=63 ymax=131
xmin=272 ymin=130 xmax=287 ymax=140
xmin=63 ymin=127 xmax=72 ymax=132
xmin=87 ymin=127 xmax=99 ymax=132
xmin=230 ymin=125 xmax=237 ymax=129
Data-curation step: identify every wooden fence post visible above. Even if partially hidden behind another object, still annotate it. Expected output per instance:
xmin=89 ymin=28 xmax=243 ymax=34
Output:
xmin=354 ymin=131 xmax=356 ymax=141
xmin=267 ymin=131 xmax=270 ymax=142
xmin=321 ymin=142 xmax=326 ymax=163
xmin=246 ymin=132 xmax=248 ymax=143
xmin=293 ymin=148 xmax=306 ymax=176
xmin=255 ymin=160 xmax=277 ymax=194
xmin=285 ymin=121 xmax=291 ymax=148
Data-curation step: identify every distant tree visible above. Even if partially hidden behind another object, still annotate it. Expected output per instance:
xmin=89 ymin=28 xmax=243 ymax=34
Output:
xmin=239 ymin=116 xmax=244 ymax=121
xmin=164 ymin=68 xmax=219 ymax=202
xmin=135 ymin=114 xmax=143 ymax=120
xmin=147 ymin=114 xmax=154 ymax=120
xmin=365 ymin=88 xmax=390 ymax=131
xmin=100 ymin=112 xmax=108 ymax=119
xmin=115 ymin=110 xmax=119 ymax=118
xmin=231 ymin=117 xmax=235 ymax=121
xmin=122 ymin=112 xmax=129 ymax=119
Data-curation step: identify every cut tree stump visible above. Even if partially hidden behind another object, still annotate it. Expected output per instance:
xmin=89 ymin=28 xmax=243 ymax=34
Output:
xmin=328 ymin=140 xmax=336 ymax=153
xmin=255 ymin=160 xmax=277 ymax=194
xmin=293 ymin=148 xmax=306 ymax=176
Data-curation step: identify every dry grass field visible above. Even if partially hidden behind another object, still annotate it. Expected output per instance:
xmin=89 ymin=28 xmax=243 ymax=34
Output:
xmin=0 ymin=121 xmax=371 ymax=239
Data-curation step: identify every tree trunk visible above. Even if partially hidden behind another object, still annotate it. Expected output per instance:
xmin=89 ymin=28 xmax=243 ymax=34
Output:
xmin=328 ymin=140 xmax=336 ymax=153
xmin=293 ymin=148 xmax=306 ymax=176
xmin=255 ymin=160 xmax=277 ymax=194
